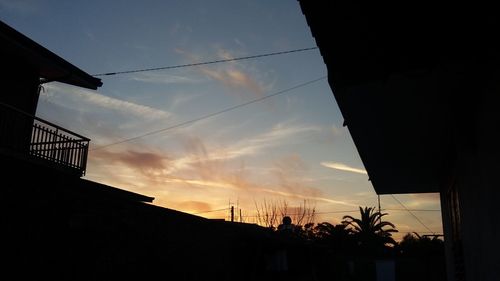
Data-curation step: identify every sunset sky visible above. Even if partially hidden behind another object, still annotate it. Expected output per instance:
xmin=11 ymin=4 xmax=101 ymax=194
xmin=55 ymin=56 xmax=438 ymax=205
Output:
xmin=1 ymin=0 xmax=442 ymax=239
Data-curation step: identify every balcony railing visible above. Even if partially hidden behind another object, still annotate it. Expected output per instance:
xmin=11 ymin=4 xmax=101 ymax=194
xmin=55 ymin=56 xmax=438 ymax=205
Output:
xmin=0 ymin=102 xmax=89 ymax=176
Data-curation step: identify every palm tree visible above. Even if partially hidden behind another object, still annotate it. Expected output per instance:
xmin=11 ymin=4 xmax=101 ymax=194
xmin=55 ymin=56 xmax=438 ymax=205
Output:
xmin=342 ymin=206 xmax=398 ymax=253
xmin=313 ymin=222 xmax=355 ymax=254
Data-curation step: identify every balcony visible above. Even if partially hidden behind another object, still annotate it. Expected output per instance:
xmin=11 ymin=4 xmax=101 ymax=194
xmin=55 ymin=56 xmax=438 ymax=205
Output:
xmin=0 ymin=102 xmax=89 ymax=176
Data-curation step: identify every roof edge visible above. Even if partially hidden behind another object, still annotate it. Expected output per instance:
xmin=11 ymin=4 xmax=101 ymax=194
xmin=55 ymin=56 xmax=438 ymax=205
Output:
xmin=0 ymin=20 xmax=102 ymax=90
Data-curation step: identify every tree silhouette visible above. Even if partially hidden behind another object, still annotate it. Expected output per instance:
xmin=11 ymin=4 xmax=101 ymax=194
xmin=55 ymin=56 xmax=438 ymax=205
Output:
xmin=254 ymin=199 xmax=316 ymax=230
xmin=342 ymin=206 xmax=398 ymax=255
xmin=314 ymin=222 xmax=351 ymax=240
xmin=398 ymin=232 xmax=444 ymax=258
xmin=312 ymin=222 xmax=355 ymax=255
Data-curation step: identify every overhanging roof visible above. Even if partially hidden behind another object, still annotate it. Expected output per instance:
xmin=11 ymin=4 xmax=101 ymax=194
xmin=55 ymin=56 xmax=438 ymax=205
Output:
xmin=0 ymin=20 xmax=102 ymax=90
xmin=298 ymin=2 xmax=497 ymax=194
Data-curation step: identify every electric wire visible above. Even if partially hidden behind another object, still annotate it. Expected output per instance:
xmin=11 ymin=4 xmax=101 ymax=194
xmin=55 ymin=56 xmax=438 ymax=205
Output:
xmin=93 ymin=47 xmax=319 ymax=76
xmin=193 ymin=208 xmax=229 ymax=215
xmin=192 ymin=206 xmax=441 ymax=236
xmin=88 ymin=44 xmax=439 ymax=237
xmin=383 ymin=208 xmax=441 ymax=212
xmin=191 ymin=208 xmax=439 ymax=218
xmin=390 ymin=194 xmax=435 ymax=234
xmin=90 ymin=75 xmax=327 ymax=151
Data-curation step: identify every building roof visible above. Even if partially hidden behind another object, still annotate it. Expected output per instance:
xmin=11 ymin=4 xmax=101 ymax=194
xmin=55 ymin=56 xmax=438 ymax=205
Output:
xmin=298 ymin=2 xmax=499 ymax=194
xmin=0 ymin=20 xmax=102 ymax=90
xmin=78 ymin=178 xmax=155 ymax=203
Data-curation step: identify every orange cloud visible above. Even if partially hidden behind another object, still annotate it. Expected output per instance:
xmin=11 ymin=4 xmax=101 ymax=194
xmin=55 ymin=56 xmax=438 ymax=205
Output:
xmin=86 ymin=135 xmax=357 ymax=225
xmin=199 ymin=67 xmax=264 ymax=98
xmin=174 ymin=200 xmax=213 ymax=213
xmin=89 ymin=148 xmax=168 ymax=176
xmin=176 ymin=47 xmax=265 ymax=98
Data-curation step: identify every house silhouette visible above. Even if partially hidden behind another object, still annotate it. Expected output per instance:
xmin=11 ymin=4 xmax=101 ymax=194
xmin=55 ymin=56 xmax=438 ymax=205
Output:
xmin=299 ymin=2 xmax=500 ymax=281
xmin=0 ymin=20 xmax=291 ymax=281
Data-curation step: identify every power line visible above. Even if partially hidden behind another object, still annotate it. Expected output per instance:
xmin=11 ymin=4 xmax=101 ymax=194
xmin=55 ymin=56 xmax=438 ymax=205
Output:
xmin=193 ymin=208 xmax=229 ymax=215
xmin=194 ymin=208 xmax=441 ymax=218
xmin=193 ymin=207 xmax=441 ymax=236
xmin=383 ymin=208 xmax=441 ymax=212
xmin=316 ymin=210 xmax=360 ymax=215
xmin=90 ymin=75 xmax=327 ymax=151
xmin=237 ymin=209 xmax=360 ymax=218
xmin=390 ymin=194 xmax=435 ymax=234
xmin=93 ymin=47 xmax=319 ymax=76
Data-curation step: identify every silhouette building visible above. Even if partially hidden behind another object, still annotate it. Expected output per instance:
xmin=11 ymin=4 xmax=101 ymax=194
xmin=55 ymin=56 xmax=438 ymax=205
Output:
xmin=0 ymin=20 xmax=278 ymax=281
xmin=298 ymin=2 xmax=499 ymax=281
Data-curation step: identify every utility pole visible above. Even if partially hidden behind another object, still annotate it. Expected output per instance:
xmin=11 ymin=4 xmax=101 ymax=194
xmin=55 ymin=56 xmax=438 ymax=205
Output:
xmin=378 ymin=195 xmax=382 ymax=223
xmin=239 ymin=209 xmax=242 ymax=223
xmin=230 ymin=206 xmax=234 ymax=222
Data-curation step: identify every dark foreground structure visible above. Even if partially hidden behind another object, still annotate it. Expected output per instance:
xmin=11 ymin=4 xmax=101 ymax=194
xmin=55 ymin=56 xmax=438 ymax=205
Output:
xmin=0 ymin=20 xmax=287 ymax=281
xmin=298 ymin=2 xmax=500 ymax=281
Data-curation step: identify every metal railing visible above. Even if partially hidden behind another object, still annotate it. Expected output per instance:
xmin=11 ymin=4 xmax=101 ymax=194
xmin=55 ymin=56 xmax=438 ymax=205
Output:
xmin=0 ymin=102 xmax=89 ymax=176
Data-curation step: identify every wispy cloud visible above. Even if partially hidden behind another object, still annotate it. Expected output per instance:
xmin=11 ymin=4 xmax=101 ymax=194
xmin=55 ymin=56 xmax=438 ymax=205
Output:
xmin=130 ymin=72 xmax=200 ymax=85
xmin=175 ymin=47 xmax=266 ymax=98
xmin=199 ymin=66 xmax=264 ymax=97
xmin=221 ymin=122 xmax=321 ymax=159
xmin=174 ymin=201 xmax=213 ymax=213
xmin=43 ymin=83 xmax=171 ymax=120
xmin=253 ymin=187 xmax=357 ymax=207
xmin=85 ymin=121 xmax=340 ymax=220
xmin=321 ymin=162 xmax=367 ymax=175
xmin=167 ymin=92 xmax=201 ymax=112
xmin=331 ymin=124 xmax=344 ymax=136
xmin=87 ymin=129 xmax=343 ymax=208
xmin=158 ymin=172 xmax=355 ymax=207
xmin=168 ymin=122 xmax=321 ymax=171
xmin=162 ymin=178 xmax=239 ymax=190
xmin=89 ymin=148 xmax=169 ymax=178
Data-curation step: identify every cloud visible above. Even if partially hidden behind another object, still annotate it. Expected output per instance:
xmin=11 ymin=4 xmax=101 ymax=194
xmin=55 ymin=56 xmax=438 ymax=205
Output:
xmin=90 ymin=148 xmax=168 ymax=176
xmin=42 ymin=83 xmax=171 ymax=120
xmin=85 ymin=121 xmax=348 ymax=222
xmin=216 ymin=48 xmax=235 ymax=60
xmin=174 ymin=201 xmax=213 ymax=213
xmin=161 ymin=122 xmax=321 ymax=175
xmin=162 ymin=178 xmax=239 ymax=190
xmin=393 ymin=193 xmax=442 ymax=209
xmin=222 ymin=122 xmax=321 ymax=159
xmin=175 ymin=48 xmax=266 ymax=98
xmin=253 ymin=187 xmax=357 ymax=207
xmin=199 ymin=67 xmax=264 ymax=97
xmin=321 ymin=162 xmax=368 ymax=175
xmin=166 ymin=92 xmax=201 ymax=112
xmin=130 ymin=72 xmax=200 ymax=85
xmin=331 ymin=124 xmax=344 ymax=136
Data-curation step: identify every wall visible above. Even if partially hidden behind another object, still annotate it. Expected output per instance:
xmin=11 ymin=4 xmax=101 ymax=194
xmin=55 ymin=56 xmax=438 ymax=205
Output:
xmin=441 ymin=69 xmax=500 ymax=281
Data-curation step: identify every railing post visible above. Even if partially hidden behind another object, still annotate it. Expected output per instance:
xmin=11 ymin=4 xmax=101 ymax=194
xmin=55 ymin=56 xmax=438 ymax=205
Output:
xmin=1 ymin=102 xmax=90 ymax=176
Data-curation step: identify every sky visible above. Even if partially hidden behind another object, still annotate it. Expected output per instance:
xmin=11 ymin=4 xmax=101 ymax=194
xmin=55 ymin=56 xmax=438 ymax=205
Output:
xmin=1 ymin=0 xmax=442 ymax=239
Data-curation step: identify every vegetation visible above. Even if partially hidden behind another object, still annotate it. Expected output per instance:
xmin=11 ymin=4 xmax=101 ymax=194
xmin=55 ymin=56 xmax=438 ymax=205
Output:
xmin=342 ymin=206 xmax=398 ymax=255
xmin=397 ymin=232 xmax=445 ymax=257
xmin=265 ymin=205 xmax=446 ymax=280
xmin=253 ymin=199 xmax=316 ymax=230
